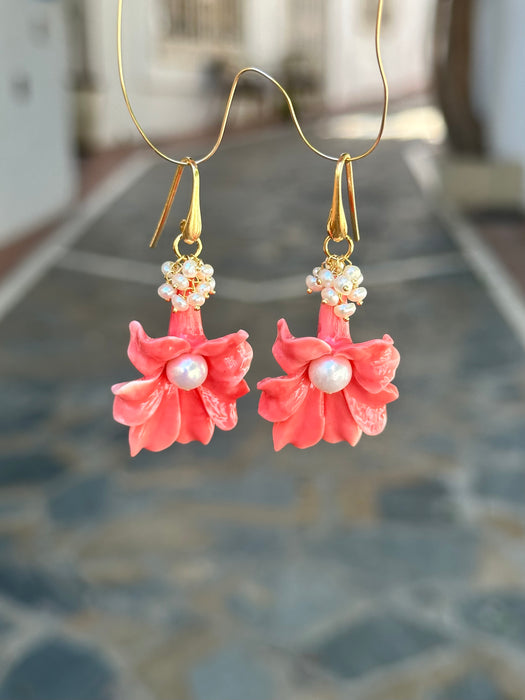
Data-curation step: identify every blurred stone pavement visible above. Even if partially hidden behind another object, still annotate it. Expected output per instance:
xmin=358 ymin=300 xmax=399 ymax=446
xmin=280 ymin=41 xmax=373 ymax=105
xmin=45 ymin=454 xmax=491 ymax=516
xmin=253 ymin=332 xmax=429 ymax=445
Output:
xmin=0 ymin=126 xmax=525 ymax=700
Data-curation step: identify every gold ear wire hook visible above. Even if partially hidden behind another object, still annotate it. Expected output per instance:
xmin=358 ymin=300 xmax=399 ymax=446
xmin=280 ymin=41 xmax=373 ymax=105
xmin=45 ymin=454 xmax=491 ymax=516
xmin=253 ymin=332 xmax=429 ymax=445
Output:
xmin=149 ymin=158 xmax=202 ymax=249
xmin=327 ymin=154 xmax=360 ymax=244
xmin=117 ymin=0 xmax=388 ymax=165
xmin=179 ymin=159 xmax=202 ymax=244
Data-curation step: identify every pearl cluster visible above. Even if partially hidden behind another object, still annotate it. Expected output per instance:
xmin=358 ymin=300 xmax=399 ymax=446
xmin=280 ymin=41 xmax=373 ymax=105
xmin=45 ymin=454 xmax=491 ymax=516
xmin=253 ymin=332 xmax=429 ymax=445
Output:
xmin=157 ymin=257 xmax=216 ymax=312
xmin=306 ymin=258 xmax=367 ymax=321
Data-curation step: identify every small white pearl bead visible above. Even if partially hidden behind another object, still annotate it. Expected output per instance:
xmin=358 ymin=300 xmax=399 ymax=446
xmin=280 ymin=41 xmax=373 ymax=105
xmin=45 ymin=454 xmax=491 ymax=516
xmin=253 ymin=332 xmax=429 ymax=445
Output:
xmin=306 ymin=274 xmax=322 ymax=292
xmin=208 ymin=277 xmax=216 ymax=292
xmin=344 ymin=265 xmax=361 ymax=281
xmin=334 ymin=275 xmax=352 ymax=295
xmin=182 ymin=259 xmax=198 ymax=278
xmin=196 ymin=282 xmax=211 ymax=296
xmin=188 ymin=292 xmax=206 ymax=308
xmin=172 ymin=273 xmax=189 ymax=291
xmin=312 ymin=266 xmax=321 ymax=276
xmin=161 ymin=261 xmax=174 ymax=277
xmin=201 ymin=263 xmax=214 ymax=277
xmin=334 ymin=302 xmax=356 ymax=319
xmin=318 ymin=269 xmax=334 ymax=287
xmin=308 ymin=356 xmax=352 ymax=394
xmin=348 ymin=286 xmax=367 ymax=303
xmin=171 ymin=294 xmax=189 ymax=312
xmin=158 ymin=283 xmax=175 ymax=301
xmin=166 ymin=353 xmax=208 ymax=390
xmin=321 ymin=287 xmax=339 ymax=306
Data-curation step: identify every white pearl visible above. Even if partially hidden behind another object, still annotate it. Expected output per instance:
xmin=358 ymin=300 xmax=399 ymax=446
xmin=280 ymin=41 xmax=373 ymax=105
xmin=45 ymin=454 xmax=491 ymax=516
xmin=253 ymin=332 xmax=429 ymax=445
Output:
xmin=348 ymin=286 xmax=367 ymax=303
xmin=321 ymin=287 xmax=339 ymax=306
xmin=312 ymin=266 xmax=321 ymax=276
xmin=196 ymin=282 xmax=211 ymax=296
xmin=334 ymin=302 xmax=356 ymax=319
xmin=166 ymin=353 xmax=208 ymax=390
xmin=308 ymin=356 xmax=352 ymax=394
xmin=182 ymin=259 xmax=198 ymax=278
xmin=171 ymin=294 xmax=189 ymax=311
xmin=161 ymin=261 xmax=174 ymax=276
xmin=318 ymin=269 xmax=334 ymax=287
xmin=172 ymin=273 xmax=189 ymax=291
xmin=188 ymin=292 xmax=206 ymax=308
xmin=158 ymin=283 xmax=175 ymax=301
xmin=306 ymin=274 xmax=322 ymax=292
xmin=344 ymin=265 xmax=361 ymax=281
xmin=201 ymin=263 xmax=214 ymax=277
xmin=208 ymin=277 xmax=216 ymax=292
xmin=355 ymin=273 xmax=364 ymax=286
xmin=334 ymin=275 xmax=352 ymax=295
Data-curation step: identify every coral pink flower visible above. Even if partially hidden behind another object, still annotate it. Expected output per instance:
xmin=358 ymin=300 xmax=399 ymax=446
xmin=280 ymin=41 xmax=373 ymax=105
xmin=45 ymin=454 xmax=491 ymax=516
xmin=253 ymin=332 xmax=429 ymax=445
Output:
xmin=112 ymin=309 xmax=252 ymax=455
xmin=258 ymin=304 xmax=399 ymax=450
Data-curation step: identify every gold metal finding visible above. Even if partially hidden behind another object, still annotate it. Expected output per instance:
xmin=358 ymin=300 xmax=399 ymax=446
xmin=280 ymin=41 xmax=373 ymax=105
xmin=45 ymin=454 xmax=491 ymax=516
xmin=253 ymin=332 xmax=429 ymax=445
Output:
xmin=173 ymin=233 xmax=203 ymax=259
xmin=150 ymin=164 xmax=184 ymax=248
xmin=117 ymin=0 xmax=388 ymax=165
xmin=323 ymin=234 xmax=354 ymax=260
xmin=327 ymin=154 xmax=360 ymax=244
xmin=150 ymin=158 xmax=202 ymax=249
xmin=178 ymin=159 xmax=202 ymax=244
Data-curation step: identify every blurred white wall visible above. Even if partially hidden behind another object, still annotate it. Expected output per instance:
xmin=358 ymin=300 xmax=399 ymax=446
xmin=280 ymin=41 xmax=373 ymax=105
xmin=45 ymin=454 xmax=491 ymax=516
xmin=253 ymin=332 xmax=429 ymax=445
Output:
xmin=472 ymin=0 xmax=525 ymax=203
xmin=0 ymin=0 xmax=77 ymax=246
xmin=76 ymin=0 xmax=436 ymax=150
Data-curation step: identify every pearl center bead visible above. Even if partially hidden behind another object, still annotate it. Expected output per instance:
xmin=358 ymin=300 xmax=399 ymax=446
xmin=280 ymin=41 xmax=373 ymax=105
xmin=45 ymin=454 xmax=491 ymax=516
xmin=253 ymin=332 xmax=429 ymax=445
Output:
xmin=166 ymin=354 xmax=208 ymax=391
xmin=308 ymin=355 xmax=352 ymax=394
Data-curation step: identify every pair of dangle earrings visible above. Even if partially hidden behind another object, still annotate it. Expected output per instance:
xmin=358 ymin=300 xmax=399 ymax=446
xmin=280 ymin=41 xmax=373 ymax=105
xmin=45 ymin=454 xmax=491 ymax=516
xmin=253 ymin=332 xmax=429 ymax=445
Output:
xmin=112 ymin=155 xmax=400 ymax=456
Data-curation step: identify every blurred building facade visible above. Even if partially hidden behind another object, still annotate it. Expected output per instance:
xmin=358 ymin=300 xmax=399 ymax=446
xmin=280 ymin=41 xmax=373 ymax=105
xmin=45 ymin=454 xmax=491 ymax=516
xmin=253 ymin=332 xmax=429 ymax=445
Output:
xmin=0 ymin=0 xmax=76 ymax=246
xmin=68 ymin=0 xmax=436 ymax=150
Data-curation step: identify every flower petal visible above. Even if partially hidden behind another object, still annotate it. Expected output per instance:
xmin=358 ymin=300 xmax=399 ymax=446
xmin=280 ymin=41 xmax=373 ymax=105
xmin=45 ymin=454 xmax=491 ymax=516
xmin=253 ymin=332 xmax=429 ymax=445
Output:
xmin=273 ymin=318 xmax=332 ymax=375
xmin=202 ymin=333 xmax=253 ymax=400
xmin=128 ymin=321 xmax=190 ymax=375
xmin=194 ymin=329 xmax=249 ymax=357
xmin=334 ymin=334 xmax=400 ymax=393
xmin=272 ymin=386 xmax=325 ymax=450
xmin=344 ymin=378 xmax=399 ymax=408
xmin=257 ymin=372 xmax=309 ymax=422
xmin=128 ymin=383 xmax=182 ymax=456
xmin=112 ymin=373 xmax=164 ymax=426
xmin=345 ymin=394 xmax=388 ymax=436
xmin=198 ymin=384 xmax=238 ymax=431
xmin=177 ymin=389 xmax=215 ymax=444
xmin=323 ymin=391 xmax=362 ymax=445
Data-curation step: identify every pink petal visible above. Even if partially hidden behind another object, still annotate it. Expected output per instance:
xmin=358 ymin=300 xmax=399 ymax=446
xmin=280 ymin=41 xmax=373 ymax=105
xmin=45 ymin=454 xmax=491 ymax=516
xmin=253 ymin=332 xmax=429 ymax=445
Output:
xmin=198 ymin=384 xmax=238 ymax=431
xmin=195 ymin=329 xmax=249 ymax=357
xmin=334 ymin=334 xmax=400 ymax=393
xmin=257 ymin=372 xmax=309 ymax=422
xmin=202 ymin=334 xmax=253 ymax=400
xmin=272 ymin=386 xmax=325 ymax=450
xmin=177 ymin=389 xmax=215 ymax=444
xmin=128 ymin=321 xmax=190 ymax=375
xmin=345 ymin=394 xmax=388 ymax=436
xmin=323 ymin=392 xmax=363 ymax=445
xmin=128 ymin=383 xmax=182 ymax=456
xmin=273 ymin=319 xmax=332 ymax=375
xmin=112 ymin=374 xmax=165 ymax=426
xmin=344 ymin=379 xmax=399 ymax=408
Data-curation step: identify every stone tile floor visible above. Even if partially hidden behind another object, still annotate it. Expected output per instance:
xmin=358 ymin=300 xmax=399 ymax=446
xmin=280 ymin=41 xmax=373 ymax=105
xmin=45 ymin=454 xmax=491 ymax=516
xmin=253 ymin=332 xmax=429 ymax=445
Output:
xmin=0 ymin=128 xmax=524 ymax=700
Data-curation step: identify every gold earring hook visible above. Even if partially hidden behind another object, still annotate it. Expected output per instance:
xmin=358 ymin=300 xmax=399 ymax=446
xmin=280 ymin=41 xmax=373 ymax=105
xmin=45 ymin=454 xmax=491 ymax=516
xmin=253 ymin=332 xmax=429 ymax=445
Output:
xmin=327 ymin=154 xmax=360 ymax=244
xmin=149 ymin=158 xmax=202 ymax=249
xmin=117 ymin=0 xmax=388 ymax=166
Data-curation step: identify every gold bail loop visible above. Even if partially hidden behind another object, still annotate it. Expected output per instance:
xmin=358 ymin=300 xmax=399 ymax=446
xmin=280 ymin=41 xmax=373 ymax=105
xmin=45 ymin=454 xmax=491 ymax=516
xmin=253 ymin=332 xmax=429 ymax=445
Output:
xmin=326 ymin=153 xmax=360 ymax=244
xmin=179 ymin=158 xmax=202 ymax=244
xmin=149 ymin=158 xmax=202 ymax=249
